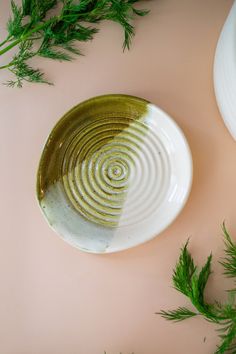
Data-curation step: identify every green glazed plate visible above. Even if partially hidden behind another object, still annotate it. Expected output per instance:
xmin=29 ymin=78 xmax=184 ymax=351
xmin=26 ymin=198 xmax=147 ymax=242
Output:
xmin=37 ymin=94 xmax=192 ymax=253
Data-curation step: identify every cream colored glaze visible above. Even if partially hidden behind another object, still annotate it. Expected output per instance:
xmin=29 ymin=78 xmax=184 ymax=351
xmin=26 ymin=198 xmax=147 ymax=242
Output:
xmin=38 ymin=103 xmax=192 ymax=253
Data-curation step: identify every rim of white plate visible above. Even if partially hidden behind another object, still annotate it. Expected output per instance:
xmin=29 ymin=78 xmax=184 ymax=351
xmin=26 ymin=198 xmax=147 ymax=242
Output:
xmin=214 ymin=1 xmax=236 ymax=141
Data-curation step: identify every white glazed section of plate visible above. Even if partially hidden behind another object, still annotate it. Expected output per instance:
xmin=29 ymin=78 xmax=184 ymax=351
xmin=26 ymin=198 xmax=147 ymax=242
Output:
xmin=214 ymin=1 xmax=236 ymax=140
xmin=40 ymin=103 xmax=192 ymax=253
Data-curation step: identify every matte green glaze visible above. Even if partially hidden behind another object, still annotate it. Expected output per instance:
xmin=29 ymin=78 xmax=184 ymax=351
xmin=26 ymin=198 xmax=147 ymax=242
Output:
xmin=37 ymin=94 xmax=149 ymax=227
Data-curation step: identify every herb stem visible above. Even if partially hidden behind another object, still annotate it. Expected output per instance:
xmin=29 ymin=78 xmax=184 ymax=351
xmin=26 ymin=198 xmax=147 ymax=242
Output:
xmin=0 ymin=38 xmax=22 ymax=56
xmin=0 ymin=10 xmax=100 ymax=57
xmin=1 ymin=0 xmax=149 ymax=87
xmin=0 ymin=35 xmax=13 ymax=48
xmin=0 ymin=61 xmax=15 ymax=70
xmin=0 ymin=21 xmax=54 ymax=56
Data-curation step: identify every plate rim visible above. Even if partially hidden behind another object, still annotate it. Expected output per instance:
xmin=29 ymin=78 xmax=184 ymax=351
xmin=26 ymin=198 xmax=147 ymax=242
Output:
xmin=36 ymin=94 xmax=193 ymax=253
xmin=213 ymin=1 xmax=236 ymax=140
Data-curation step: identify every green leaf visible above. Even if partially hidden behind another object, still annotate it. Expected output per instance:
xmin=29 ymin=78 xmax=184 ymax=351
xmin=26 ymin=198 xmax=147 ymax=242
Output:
xmin=22 ymin=0 xmax=32 ymax=16
xmin=10 ymin=0 xmax=22 ymax=19
xmin=7 ymin=40 xmax=52 ymax=87
xmin=159 ymin=228 xmax=236 ymax=354
xmin=38 ymin=46 xmax=72 ymax=61
xmin=173 ymin=241 xmax=196 ymax=296
xmin=24 ymin=0 xmax=58 ymax=21
xmin=70 ymin=25 xmax=99 ymax=42
xmin=1 ymin=0 xmax=150 ymax=87
xmin=197 ymin=254 xmax=212 ymax=304
xmin=221 ymin=224 xmax=236 ymax=284
xmin=215 ymin=323 xmax=236 ymax=354
xmin=7 ymin=0 xmax=24 ymax=38
xmin=59 ymin=41 xmax=82 ymax=56
xmin=157 ymin=307 xmax=198 ymax=322
xmin=105 ymin=0 xmax=135 ymax=50
xmin=10 ymin=62 xmax=50 ymax=85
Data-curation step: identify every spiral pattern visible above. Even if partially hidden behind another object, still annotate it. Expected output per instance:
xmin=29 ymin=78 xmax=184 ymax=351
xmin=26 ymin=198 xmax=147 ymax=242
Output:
xmin=61 ymin=113 xmax=170 ymax=228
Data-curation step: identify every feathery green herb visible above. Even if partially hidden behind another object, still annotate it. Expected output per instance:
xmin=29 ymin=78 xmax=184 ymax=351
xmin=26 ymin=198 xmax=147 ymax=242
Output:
xmin=220 ymin=223 xmax=236 ymax=292
xmin=0 ymin=0 xmax=149 ymax=87
xmin=158 ymin=224 xmax=236 ymax=354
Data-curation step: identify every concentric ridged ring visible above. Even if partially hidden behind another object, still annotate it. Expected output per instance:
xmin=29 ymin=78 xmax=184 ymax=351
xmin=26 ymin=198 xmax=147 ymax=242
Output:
xmin=37 ymin=95 xmax=193 ymax=253
xmin=60 ymin=114 xmax=170 ymax=227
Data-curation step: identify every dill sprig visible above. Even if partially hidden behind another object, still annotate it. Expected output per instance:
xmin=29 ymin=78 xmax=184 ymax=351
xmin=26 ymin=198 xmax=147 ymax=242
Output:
xmin=0 ymin=0 xmax=149 ymax=87
xmin=220 ymin=223 xmax=236 ymax=292
xmin=157 ymin=224 xmax=236 ymax=354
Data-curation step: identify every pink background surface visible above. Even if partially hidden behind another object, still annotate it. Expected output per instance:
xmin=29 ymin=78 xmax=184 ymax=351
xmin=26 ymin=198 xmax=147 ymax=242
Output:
xmin=1 ymin=1 xmax=236 ymax=353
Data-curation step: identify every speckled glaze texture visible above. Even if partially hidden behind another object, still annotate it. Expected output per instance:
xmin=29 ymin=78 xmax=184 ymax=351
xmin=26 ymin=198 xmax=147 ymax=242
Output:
xmin=37 ymin=94 xmax=192 ymax=253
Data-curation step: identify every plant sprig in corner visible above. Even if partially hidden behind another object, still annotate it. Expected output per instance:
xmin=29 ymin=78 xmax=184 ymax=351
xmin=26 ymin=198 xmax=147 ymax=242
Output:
xmin=158 ymin=223 xmax=236 ymax=354
xmin=0 ymin=0 xmax=149 ymax=87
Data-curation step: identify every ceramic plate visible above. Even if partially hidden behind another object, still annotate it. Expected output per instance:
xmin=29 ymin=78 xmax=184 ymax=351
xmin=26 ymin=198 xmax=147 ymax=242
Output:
xmin=214 ymin=1 xmax=236 ymax=140
xmin=37 ymin=94 xmax=192 ymax=253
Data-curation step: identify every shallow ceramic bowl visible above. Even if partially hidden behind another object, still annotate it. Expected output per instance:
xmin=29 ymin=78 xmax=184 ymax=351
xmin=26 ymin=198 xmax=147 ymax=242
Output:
xmin=37 ymin=94 xmax=192 ymax=253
